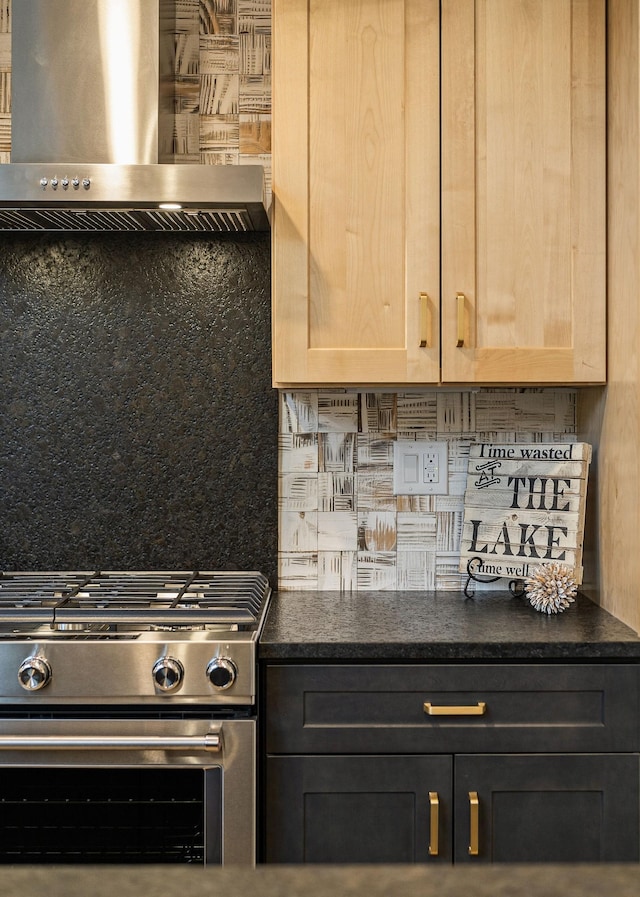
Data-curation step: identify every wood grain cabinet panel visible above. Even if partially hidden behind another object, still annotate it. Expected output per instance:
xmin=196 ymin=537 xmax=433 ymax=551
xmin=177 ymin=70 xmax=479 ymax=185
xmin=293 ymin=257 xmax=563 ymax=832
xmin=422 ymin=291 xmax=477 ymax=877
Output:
xmin=440 ymin=0 xmax=606 ymax=383
xmin=272 ymin=0 xmax=440 ymax=386
xmin=272 ymin=0 xmax=606 ymax=386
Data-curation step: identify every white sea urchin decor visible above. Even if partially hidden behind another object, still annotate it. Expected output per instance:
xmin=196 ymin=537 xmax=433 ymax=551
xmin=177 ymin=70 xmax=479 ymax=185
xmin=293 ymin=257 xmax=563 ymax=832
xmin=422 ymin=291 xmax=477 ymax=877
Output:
xmin=524 ymin=563 xmax=578 ymax=614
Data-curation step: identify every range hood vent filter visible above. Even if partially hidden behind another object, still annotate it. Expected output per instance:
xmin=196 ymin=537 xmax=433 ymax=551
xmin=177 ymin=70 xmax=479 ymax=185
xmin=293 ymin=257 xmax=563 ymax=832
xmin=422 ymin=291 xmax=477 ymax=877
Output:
xmin=0 ymin=207 xmax=257 ymax=233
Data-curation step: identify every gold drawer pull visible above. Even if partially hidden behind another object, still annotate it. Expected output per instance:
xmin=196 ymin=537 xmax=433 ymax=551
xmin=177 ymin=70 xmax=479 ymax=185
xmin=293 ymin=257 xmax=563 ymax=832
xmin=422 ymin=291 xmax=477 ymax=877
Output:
xmin=456 ymin=292 xmax=465 ymax=347
xmin=419 ymin=291 xmax=430 ymax=348
xmin=424 ymin=702 xmax=487 ymax=716
xmin=469 ymin=791 xmax=479 ymax=856
xmin=428 ymin=791 xmax=439 ymax=856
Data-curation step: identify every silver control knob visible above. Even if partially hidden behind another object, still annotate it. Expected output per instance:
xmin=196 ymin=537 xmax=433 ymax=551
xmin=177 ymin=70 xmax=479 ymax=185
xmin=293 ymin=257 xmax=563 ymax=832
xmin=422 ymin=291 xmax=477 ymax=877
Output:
xmin=18 ymin=656 xmax=52 ymax=691
xmin=51 ymin=177 xmax=58 ymax=189
xmin=152 ymin=656 xmax=184 ymax=692
xmin=61 ymin=177 xmax=69 ymax=189
xmin=206 ymin=657 xmax=237 ymax=690
xmin=72 ymin=177 xmax=80 ymax=189
xmin=82 ymin=177 xmax=91 ymax=190
xmin=39 ymin=177 xmax=48 ymax=188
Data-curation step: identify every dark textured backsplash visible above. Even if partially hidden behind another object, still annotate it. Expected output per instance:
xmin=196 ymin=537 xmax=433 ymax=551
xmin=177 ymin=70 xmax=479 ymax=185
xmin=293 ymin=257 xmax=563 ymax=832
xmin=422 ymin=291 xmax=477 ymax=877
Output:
xmin=0 ymin=231 xmax=277 ymax=583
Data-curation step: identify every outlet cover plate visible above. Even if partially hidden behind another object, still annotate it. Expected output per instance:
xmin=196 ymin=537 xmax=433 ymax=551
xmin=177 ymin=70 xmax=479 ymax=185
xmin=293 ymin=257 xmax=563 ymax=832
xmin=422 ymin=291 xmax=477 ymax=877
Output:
xmin=393 ymin=440 xmax=449 ymax=495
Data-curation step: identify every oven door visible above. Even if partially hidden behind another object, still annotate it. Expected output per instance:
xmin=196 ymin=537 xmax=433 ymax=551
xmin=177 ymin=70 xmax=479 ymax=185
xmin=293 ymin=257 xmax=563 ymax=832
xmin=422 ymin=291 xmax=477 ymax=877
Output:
xmin=0 ymin=717 xmax=255 ymax=865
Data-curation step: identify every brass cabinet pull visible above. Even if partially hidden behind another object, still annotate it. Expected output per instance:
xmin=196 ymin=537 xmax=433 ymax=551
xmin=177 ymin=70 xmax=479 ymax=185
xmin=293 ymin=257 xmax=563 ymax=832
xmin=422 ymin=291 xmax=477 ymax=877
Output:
xmin=423 ymin=702 xmax=486 ymax=716
xmin=456 ymin=292 xmax=465 ymax=347
xmin=428 ymin=791 xmax=439 ymax=856
xmin=468 ymin=791 xmax=479 ymax=856
xmin=419 ymin=292 xmax=430 ymax=348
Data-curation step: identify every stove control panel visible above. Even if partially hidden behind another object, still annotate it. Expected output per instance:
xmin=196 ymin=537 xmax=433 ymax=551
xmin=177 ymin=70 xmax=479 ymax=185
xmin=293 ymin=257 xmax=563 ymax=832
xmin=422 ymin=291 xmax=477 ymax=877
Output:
xmin=207 ymin=657 xmax=237 ymax=690
xmin=18 ymin=656 xmax=52 ymax=691
xmin=6 ymin=643 xmax=255 ymax=703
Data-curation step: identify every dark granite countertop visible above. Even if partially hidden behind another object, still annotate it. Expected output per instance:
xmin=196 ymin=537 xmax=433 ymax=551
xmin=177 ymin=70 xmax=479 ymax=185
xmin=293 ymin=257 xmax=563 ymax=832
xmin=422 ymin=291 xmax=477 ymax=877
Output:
xmin=259 ymin=590 xmax=640 ymax=660
xmin=1 ymin=864 xmax=639 ymax=897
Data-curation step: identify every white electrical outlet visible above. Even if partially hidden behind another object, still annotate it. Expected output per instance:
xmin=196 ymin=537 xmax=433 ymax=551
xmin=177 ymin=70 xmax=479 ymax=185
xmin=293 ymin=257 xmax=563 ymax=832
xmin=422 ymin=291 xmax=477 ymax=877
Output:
xmin=393 ymin=440 xmax=448 ymax=495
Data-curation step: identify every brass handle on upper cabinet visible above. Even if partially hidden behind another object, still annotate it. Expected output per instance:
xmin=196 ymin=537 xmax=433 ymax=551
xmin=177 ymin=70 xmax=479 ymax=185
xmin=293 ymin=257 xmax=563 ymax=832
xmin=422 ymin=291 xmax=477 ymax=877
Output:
xmin=468 ymin=791 xmax=479 ymax=856
xmin=419 ymin=292 xmax=430 ymax=348
xmin=424 ymin=702 xmax=486 ymax=716
xmin=428 ymin=791 xmax=439 ymax=856
xmin=456 ymin=293 xmax=465 ymax=347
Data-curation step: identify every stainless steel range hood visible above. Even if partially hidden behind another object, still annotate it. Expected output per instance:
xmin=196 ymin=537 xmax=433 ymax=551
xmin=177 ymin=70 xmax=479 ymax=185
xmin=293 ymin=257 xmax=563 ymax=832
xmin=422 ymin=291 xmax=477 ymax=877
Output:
xmin=0 ymin=0 xmax=270 ymax=232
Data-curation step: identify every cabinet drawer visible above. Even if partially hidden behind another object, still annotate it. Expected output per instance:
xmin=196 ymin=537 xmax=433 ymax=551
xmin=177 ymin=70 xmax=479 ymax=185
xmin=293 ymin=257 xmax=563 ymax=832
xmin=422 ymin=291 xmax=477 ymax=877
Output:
xmin=265 ymin=664 xmax=639 ymax=754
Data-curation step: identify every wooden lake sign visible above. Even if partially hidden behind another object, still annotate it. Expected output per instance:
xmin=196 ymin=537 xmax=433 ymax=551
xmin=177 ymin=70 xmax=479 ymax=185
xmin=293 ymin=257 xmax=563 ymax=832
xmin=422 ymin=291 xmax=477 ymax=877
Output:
xmin=459 ymin=443 xmax=591 ymax=584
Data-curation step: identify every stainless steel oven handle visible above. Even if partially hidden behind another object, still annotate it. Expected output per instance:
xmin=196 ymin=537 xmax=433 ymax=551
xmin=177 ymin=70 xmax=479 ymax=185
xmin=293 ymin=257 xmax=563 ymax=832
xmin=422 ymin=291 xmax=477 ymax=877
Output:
xmin=0 ymin=734 xmax=221 ymax=751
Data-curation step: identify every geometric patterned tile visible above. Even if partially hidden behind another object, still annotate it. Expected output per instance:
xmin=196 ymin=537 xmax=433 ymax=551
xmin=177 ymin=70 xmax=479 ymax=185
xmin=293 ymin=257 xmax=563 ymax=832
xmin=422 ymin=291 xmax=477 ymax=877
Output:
xmin=317 ymin=392 xmax=359 ymax=433
xmin=279 ymin=511 xmax=318 ymax=553
xmin=279 ymin=433 xmax=319 ymax=474
xmin=396 ymin=512 xmax=437 ymax=551
xmin=318 ymin=551 xmax=357 ymax=591
xmin=318 ymin=473 xmax=355 ymax=512
xmin=357 ymin=551 xmax=397 ymax=589
xmin=360 ymin=392 xmax=397 ymax=434
xmin=397 ymin=550 xmax=436 ymax=590
xmin=358 ymin=511 xmax=397 ymax=552
xmin=356 ymin=435 xmax=394 ymax=471
xmin=281 ymin=392 xmax=319 ymax=434
xmin=279 ymin=474 xmax=318 ymax=510
xmin=357 ymin=471 xmax=396 ymax=512
xmin=318 ymin=511 xmax=358 ymax=551
xmin=279 ymin=553 xmax=319 ymax=590
xmin=318 ymin=432 xmax=356 ymax=473
xmin=278 ymin=388 xmax=580 ymax=591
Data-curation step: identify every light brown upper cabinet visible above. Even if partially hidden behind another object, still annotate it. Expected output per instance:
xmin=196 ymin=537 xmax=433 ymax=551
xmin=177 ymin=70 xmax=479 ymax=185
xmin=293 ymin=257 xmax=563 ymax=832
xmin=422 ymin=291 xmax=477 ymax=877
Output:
xmin=272 ymin=0 xmax=606 ymax=388
xmin=441 ymin=0 xmax=606 ymax=384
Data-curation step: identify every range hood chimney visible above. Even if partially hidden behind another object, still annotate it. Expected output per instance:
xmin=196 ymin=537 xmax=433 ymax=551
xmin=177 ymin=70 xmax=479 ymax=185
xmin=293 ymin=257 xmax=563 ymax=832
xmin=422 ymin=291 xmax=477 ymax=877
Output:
xmin=0 ymin=0 xmax=269 ymax=232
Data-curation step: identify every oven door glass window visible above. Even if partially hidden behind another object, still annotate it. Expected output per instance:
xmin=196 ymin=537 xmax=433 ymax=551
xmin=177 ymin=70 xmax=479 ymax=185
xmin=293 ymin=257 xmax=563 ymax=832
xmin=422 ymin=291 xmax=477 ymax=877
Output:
xmin=0 ymin=767 xmax=221 ymax=864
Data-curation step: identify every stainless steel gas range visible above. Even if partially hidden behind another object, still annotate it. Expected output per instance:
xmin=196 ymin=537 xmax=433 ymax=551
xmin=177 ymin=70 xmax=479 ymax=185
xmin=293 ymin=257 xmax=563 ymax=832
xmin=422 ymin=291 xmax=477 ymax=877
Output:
xmin=0 ymin=570 xmax=272 ymax=865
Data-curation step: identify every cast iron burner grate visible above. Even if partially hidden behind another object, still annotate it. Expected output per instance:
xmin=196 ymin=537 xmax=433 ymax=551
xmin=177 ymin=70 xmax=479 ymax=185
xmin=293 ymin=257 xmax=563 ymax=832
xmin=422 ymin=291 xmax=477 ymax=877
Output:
xmin=0 ymin=570 xmax=270 ymax=628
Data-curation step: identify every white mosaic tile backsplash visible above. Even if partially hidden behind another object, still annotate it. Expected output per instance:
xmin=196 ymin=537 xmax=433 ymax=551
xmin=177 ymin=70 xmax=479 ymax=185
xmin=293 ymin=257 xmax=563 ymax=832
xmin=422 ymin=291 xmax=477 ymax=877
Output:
xmin=278 ymin=389 xmax=578 ymax=591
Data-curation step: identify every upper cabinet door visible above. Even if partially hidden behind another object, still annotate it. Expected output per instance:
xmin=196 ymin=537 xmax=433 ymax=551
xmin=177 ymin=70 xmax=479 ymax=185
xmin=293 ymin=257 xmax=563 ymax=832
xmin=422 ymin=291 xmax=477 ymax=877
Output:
xmin=272 ymin=0 xmax=441 ymax=387
xmin=272 ymin=0 xmax=606 ymax=388
xmin=440 ymin=0 xmax=606 ymax=384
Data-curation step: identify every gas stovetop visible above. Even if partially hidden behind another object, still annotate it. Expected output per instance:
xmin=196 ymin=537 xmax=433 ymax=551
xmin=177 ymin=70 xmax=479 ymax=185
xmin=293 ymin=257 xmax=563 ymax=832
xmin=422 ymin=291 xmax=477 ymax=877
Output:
xmin=0 ymin=570 xmax=270 ymax=628
xmin=0 ymin=570 xmax=271 ymax=706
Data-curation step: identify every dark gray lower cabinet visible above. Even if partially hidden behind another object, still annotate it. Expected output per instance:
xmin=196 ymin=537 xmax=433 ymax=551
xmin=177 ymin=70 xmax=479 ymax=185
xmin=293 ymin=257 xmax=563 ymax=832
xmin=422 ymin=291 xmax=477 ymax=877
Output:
xmin=266 ymin=753 xmax=639 ymax=864
xmin=263 ymin=664 xmax=640 ymax=864
xmin=266 ymin=755 xmax=452 ymax=863
xmin=454 ymin=754 xmax=639 ymax=863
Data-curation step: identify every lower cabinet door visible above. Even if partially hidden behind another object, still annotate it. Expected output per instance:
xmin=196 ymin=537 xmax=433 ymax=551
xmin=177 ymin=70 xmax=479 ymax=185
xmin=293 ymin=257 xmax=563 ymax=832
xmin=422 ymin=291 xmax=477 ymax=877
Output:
xmin=454 ymin=754 xmax=640 ymax=863
xmin=265 ymin=755 xmax=452 ymax=863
